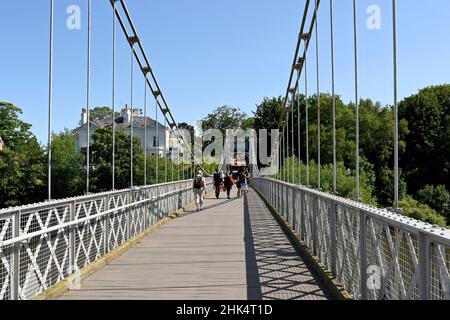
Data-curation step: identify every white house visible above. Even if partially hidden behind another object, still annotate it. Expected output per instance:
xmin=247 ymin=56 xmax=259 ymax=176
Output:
xmin=0 ymin=136 xmax=4 ymax=151
xmin=75 ymin=106 xmax=181 ymax=158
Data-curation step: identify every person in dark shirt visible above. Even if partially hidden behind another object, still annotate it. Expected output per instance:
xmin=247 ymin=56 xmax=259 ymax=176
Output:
xmin=223 ymin=172 xmax=234 ymax=199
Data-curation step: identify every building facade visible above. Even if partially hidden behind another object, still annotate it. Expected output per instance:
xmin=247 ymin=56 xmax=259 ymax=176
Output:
xmin=75 ymin=106 xmax=181 ymax=158
xmin=0 ymin=136 xmax=4 ymax=151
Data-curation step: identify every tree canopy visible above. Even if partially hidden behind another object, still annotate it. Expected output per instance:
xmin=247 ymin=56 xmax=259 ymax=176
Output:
xmin=201 ymin=105 xmax=247 ymax=135
xmin=0 ymin=102 xmax=46 ymax=208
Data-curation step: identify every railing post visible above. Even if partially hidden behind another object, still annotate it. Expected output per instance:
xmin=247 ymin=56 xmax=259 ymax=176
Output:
xmin=278 ymin=182 xmax=281 ymax=212
xmin=69 ymin=201 xmax=76 ymax=274
xmin=291 ymin=186 xmax=297 ymax=231
xmin=156 ymin=186 xmax=160 ymax=221
xmin=286 ymin=186 xmax=291 ymax=224
xmin=418 ymin=231 xmax=431 ymax=300
xmin=359 ymin=211 xmax=368 ymax=300
xmin=11 ymin=211 xmax=20 ymax=300
xmin=280 ymin=185 xmax=284 ymax=217
xmin=127 ymin=190 xmax=132 ymax=240
xmin=104 ymin=195 xmax=109 ymax=255
xmin=274 ymin=182 xmax=278 ymax=210
xmin=312 ymin=195 xmax=318 ymax=255
xmin=330 ymin=200 xmax=337 ymax=275
xmin=299 ymin=190 xmax=304 ymax=240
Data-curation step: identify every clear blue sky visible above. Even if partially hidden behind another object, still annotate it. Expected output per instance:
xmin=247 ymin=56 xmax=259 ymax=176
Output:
xmin=1 ymin=0 xmax=449 ymax=144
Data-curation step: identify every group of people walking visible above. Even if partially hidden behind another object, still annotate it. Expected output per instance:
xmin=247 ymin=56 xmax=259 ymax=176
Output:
xmin=213 ymin=168 xmax=250 ymax=200
xmin=191 ymin=167 xmax=251 ymax=212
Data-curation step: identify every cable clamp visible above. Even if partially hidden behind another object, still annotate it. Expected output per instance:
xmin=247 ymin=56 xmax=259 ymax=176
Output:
xmin=128 ymin=36 xmax=139 ymax=46
xmin=142 ymin=66 xmax=151 ymax=74
xmin=301 ymin=33 xmax=310 ymax=40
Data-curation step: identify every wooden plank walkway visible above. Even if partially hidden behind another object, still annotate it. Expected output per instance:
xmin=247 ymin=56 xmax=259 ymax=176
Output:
xmin=61 ymin=189 xmax=333 ymax=300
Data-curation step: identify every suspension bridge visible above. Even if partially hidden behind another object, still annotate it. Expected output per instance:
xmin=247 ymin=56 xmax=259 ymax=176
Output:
xmin=0 ymin=0 xmax=449 ymax=301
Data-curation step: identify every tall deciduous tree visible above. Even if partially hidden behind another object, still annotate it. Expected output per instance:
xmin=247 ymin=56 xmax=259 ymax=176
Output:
xmin=399 ymin=85 xmax=450 ymax=195
xmin=201 ymin=105 xmax=247 ymax=135
xmin=0 ymin=102 xmax=46 ymax=208
xmin=51 ymin=130 xmax=84 ymax=199
xmin=85 ymin=127 xmax=144 ymax=192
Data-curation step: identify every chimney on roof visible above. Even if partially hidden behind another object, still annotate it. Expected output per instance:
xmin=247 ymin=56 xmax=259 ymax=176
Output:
xmin=121 ymin=104 xmax=132 ymax=123
xmin=81 ymin=108 xmax=88 ymax=125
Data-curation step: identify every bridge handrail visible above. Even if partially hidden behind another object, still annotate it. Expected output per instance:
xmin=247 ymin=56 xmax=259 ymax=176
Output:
xmin=260 ymin=178 xmax=450 ymax=244
xmin=0 ymin=179 xmax=212 ymax=300
xmin=253 ymin=177 xmax=450 ymax=300
xmin=0 ymin=184 xmax=195 ymax=247
xmin=0 ymin=179 xmax=196 ymax=216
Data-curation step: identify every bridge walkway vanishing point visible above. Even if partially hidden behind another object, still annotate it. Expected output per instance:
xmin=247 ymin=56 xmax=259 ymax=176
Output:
xmin=60 ymin=189 xmax=333 ymax=300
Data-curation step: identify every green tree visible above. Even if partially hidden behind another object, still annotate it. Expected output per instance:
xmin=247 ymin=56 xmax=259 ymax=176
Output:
xmin=86 ymin=127 xmax=144 ymax=192
xmin=417 ymin=185 xmax=450 ymax=223
xmin=399 ymin=85 xmax=450 ymax=194
xmin=400 ymin=196 xmax=447 ymax=227
xmin=253 ymin=97 xmax=284 ymax=131
xmin=51 ymin=130 xmax=84 ymax=199
xmin=201 ymin=105 xmax=247 ymax=135
xmin=0 ymin=102 xmax=46 ymax=208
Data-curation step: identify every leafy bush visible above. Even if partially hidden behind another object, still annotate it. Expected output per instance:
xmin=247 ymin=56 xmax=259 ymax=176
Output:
xmin=278 ymin=157 xmax=376 ymax=205
xmin=399 ymin=196 xmax=447 ymax=227
xmin=416 ymin=185 xmax=450 ymax=223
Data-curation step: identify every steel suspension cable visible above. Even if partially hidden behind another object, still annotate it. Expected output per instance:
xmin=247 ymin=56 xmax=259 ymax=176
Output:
xmin=291 ymin=96 xmax=295 ymax=183
xmin=112 ymin=2 xmax=116 ymax=191
xmin=305 ymin=54 xmax=310 ymax=186
xmin=171 ymin=144 xmax=174 ymax=182
xmin=281 ymin=127 xmax=284 ymax=181
xmin=47 ymin=0 xmax=54 ymax=200
xmin=353 ymin=0 xmax=360 ymax=200
xmin=86 ymin=0 xmax=91 ymax=194
xmin=155 ymin=100 xmax=159 ymax=184
xmin=297 ymin=69 xmax=301 ymax=184
xmin=130 ymin=47 xmax=134 ymax=188
xmin=109 ymin=0 xmax=211 ymax=177
xmin=144 ymin=77 xmax=147 ymax=186
xmin=330 ymin=0 xmax=337 ymax=193
xmin=392 ymin=0 xmax=399 ymax=208
xmin=286 ymin=111 xmax=290 ymax=183
xmin=165 ymin=118 xmax=168 ymax=183
xmin=315 ymin=0 xmax=321 ymax=189
xmin=284 ymin=124 xmax=287 ymax=182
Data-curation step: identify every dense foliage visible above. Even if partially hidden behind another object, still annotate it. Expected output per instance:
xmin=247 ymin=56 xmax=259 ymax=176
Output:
xmin=1 ymin=84 xmax=449 ymax=228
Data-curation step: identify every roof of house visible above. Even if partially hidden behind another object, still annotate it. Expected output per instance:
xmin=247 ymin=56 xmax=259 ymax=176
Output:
xmin=77 ymin=116 xmax=166 ymax=131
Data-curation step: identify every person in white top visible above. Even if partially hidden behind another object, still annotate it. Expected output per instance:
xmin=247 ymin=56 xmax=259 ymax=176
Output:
xmin=192 ymin=169 xmax=206 ymax=212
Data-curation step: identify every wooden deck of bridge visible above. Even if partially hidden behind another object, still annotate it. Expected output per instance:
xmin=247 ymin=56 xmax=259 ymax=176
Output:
xmin=61 ymin=189 xmax=333 ymax=300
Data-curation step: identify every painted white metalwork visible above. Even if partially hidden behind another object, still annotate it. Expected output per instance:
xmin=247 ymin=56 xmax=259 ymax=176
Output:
xmin=252 ymin=177 xmax=450 ymax=300
xmin=0 ymin=179 xmax=211 ymax=300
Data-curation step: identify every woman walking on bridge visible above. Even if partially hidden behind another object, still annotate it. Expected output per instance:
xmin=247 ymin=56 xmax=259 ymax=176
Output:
xmin=223 ymin=172 xmax=234 ymax=199
xmin=192 ymin=169 xmax=206 ymax=212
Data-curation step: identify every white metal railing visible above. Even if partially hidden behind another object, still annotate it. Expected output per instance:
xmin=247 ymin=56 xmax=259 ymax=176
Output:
xmin=0 ymin=179 xmax=211 ymax=300
xmin=252 ymin=177 xmax=450 ymax=300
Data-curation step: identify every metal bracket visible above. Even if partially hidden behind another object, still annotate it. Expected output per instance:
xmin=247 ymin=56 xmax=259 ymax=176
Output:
xmin=128 ymin=36 xmax=139 ymax=46
xmin=301 ymin=33 xmax=310 ymax=40
xmin=153 ymin=90 xmax=161 ymax=97
xmin=142 ymin=66 xmax=151 ymax=74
